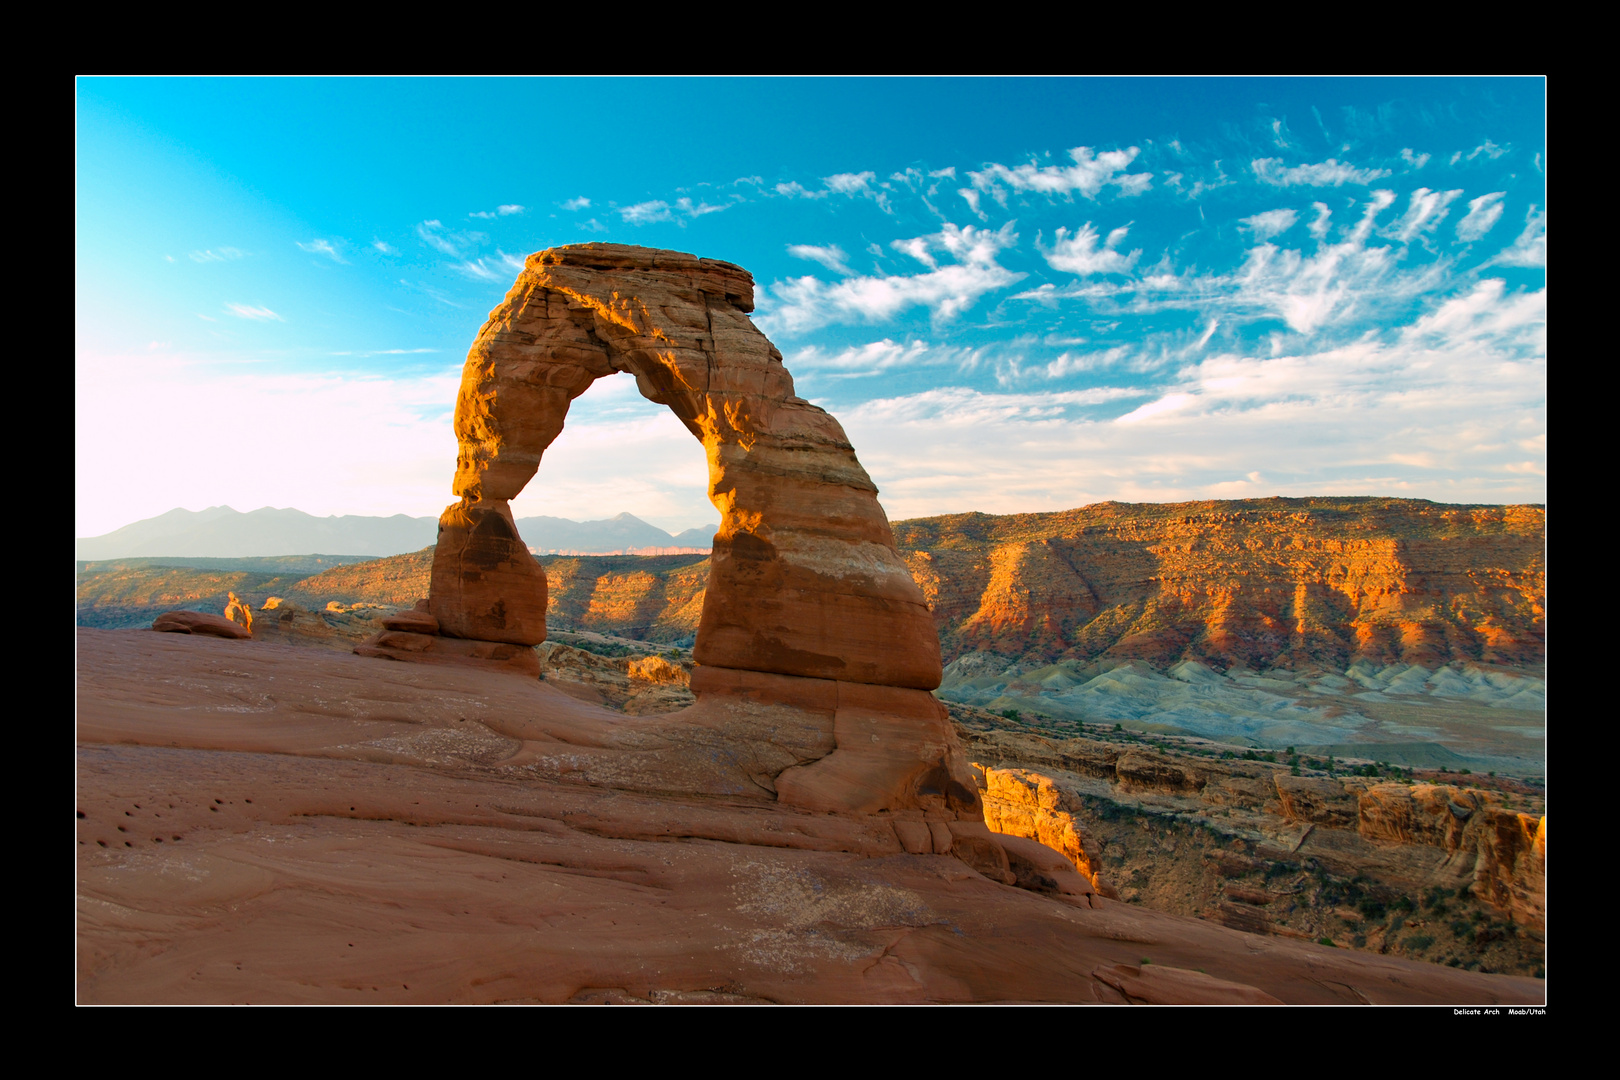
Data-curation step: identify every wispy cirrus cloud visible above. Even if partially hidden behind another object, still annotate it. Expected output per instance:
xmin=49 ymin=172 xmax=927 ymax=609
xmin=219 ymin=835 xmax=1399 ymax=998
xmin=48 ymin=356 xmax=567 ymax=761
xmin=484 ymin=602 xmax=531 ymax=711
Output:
xmin=759 ymin=222 xmax=1023 ymax=335
xmin=1252 ymin=157 xmax=1391 ymax=187
xmin=787 ymin=338 xmax=993 ymax=380
xmin=832 ymin=278 xmax=1544 ymax=518
xmin=454 ymin=251 xmax=528 ymax=280
xmin=297 ymin=238 xmax=348 ymax=263
xmin=1385 ymin=187 xmax=1464 ymax=243
xmin=1455 ymin=191 xmax=1506 ymax=243
xmin=416 ymin=220 xmax=486 ymax=257
xmin=225 ymin=303 xmax=284 ymax=321
xmin=617 ymin=196 xmax=735 ymax=225
xmin=1490 ymin=205 xmax=1546 ymax=268
xmin=1014 ymin=190 xmax=1447 ymax=337
xmin=189 ymin=247 xmax=245 ymax=263
xmin=787 ymin=244 xmax=854 ymax=275
xmin=469 ymin=204 xmax=526 ymax=218
xmin=1240 ymin=208 xmax=1298 ymax=242
xmin=777 ymin=171 xmax=893 ymax=212
xmin=967 ymin=146 xmax=1153 ymax=207
xmin=562 ymin=196 xmax=592 ymax=211
xmin=1041 ymin=222 xmax=1141 ymax=275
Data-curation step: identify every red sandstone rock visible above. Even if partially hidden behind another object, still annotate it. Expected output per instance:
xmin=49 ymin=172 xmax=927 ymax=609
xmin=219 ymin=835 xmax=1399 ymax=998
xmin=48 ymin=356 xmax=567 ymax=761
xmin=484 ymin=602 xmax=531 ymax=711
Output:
xmin=151 ymin=611 xmax=251 ymax=639
xmin=223 ymin=592 xmax=253 ymax=633
xmin=429 ymin=498 xmax=547 ymax=645
xmin=1091 ymin=963 xmax=1283 ymax=1005
xmin=977 ymin=765 xmax=1113 ymax=894
xmin=430 ymin=243 xmax=939 ymax=689
xmin=77 ymin=627 xmax=1545 ymax=1005
xmin=381 ymin=609 xmax=440 ymax=634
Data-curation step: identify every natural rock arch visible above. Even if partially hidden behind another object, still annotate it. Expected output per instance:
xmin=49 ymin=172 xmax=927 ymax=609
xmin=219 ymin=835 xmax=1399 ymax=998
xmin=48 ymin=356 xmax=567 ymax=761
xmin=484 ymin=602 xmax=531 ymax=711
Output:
xmin=428 ymin=243 xmax=942 ymax=690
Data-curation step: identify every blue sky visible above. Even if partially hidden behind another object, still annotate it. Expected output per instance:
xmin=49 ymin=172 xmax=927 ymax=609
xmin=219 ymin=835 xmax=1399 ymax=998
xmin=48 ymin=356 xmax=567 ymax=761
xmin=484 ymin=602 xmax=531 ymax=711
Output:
xmin=76 ymin=77 xmax=1545 ymax=537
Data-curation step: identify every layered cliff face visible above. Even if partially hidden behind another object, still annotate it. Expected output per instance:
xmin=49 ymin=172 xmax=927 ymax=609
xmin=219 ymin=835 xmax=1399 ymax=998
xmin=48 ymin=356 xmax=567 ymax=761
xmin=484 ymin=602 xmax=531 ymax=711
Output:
xmin=896 ymin=498 xmax=1544 ymax=673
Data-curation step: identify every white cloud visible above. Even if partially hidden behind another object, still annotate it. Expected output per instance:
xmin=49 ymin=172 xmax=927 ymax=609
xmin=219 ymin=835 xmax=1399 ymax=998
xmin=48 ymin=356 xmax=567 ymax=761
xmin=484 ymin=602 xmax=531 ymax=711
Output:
xmin=619 ymin=200 xmax=673 ymax=224
xmin=1386 ymin=187 xmax=1463 ymax=243
xmin=673 ymin=196 xmax=731 ymax=218
xmin=829 ymin=280 xmax=1544 ymax=519
xmin=455 ymin=251 xmax=528 ymax=280
xmin=296 ymin=238 xmax=348 ymax=263
xmin=1455 ymin=191 xmax=1506 ymax=242
xmin=469 ymin=203 xmax=526 ymax=220
xmin=416 ymin=220 xmax=486 ymax=256
xmin=1401 ymin=148 xmax=1431 ymax=169
xmin=891 ymin=237 xmax=937 ymax=269
xmin=1251 ymin=157 xmax=1392 ymax=186
xmin=618 ymin=197 xmax=733 ymax=225
xmin=562 ymin=196 xmax=592 ymax=211
xmin=1240 ymin=208 xmax=1299 ymax=242
xmin=225 ymin=303 xmax=284 ymax=321
xmin=787 ymin=244 xmax=854 ymax=275
xmin=1016 ymin=191 xmax=1422 ymax=336
xmin=1042 ymin=222 xmax=1141 ymax=275
xmin=373 ymin=239 xmax=398 ymax=254
xmin=968 ymin=146 xmax=1153 ymax=205
xmin=786 ymin=338 xmax=949 ymax=378
xmin=1307 ymin=202 xmax=1333 ymax=240
xmin=824 ymin=171 xmax=876 ymax=196
xmin=1467 ymin=139 xmax=1510 ymax=161
xmin=1045 ymin=346 xmax=1132 ymax=377
xmin=1491 ymin=205 xmax=1546 ymax=268
xmin=758 ymin=222 xmax=1023 ymax=335
xmin=189 ymin=247 xmax=245 ymax=263
xmin=776 ymin=171 xmax=893 ymax=212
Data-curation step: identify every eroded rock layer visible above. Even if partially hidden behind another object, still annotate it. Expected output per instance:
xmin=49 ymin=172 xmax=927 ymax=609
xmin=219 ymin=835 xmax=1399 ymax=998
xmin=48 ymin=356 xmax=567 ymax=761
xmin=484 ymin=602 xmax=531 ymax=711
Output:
xmin=897 ymin=498 xmax=1544 ymax=671
xmin=429 ymin=243 xmax=939 ymax=690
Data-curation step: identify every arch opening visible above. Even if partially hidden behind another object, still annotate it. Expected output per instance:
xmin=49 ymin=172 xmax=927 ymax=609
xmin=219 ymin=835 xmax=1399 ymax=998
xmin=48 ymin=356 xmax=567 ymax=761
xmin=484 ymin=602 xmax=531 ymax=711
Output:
xmin=425 ymin=243 xmax=943 ymax=690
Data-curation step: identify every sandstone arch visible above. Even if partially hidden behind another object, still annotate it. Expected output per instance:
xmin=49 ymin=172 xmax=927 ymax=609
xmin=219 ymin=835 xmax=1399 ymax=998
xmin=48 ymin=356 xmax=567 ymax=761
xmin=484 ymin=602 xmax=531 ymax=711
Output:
xmin=429 ymin=243 xmax=942 ymax=690
xmin=365 ymin=244 xmax=984 ymax=827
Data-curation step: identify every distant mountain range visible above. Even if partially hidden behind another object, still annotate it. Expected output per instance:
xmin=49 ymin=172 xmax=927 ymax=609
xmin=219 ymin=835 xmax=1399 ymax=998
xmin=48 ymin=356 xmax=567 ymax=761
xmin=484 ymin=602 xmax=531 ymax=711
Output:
xmin=75 ymin=506 xmax=717 ymax=560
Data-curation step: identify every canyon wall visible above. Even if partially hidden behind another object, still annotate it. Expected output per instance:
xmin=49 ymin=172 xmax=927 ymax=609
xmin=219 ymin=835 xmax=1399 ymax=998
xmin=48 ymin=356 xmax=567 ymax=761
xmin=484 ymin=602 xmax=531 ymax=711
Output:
xmin=896 ymin=498 xmax=1544 ymax=672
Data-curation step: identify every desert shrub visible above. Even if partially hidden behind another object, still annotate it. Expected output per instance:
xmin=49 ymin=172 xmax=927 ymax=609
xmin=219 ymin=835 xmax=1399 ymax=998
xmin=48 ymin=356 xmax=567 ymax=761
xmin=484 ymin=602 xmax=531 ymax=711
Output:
xmin=1406 ymin=933 xmax=1435 ymax=951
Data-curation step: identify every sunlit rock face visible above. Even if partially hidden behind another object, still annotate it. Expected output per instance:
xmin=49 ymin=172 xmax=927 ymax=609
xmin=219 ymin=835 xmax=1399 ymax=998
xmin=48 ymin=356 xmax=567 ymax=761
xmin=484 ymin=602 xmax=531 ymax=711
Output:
xmin=431 ymin=243 xmax=942 ymax=690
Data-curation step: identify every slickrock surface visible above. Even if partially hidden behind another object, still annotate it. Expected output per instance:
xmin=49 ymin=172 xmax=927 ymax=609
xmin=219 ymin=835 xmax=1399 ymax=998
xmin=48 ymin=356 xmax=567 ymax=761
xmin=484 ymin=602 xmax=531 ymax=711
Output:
xmin=427 ymin=243 xmax=939 ymax=690
xmin=76 ymin=628 xmax=1543 ymax=1005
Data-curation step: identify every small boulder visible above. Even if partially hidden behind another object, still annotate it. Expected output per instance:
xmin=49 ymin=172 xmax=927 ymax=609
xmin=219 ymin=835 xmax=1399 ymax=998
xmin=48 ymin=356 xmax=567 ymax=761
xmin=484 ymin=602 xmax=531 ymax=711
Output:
xmin=152 ymin=611 xmax=252 ymax=639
